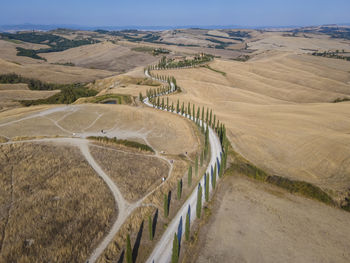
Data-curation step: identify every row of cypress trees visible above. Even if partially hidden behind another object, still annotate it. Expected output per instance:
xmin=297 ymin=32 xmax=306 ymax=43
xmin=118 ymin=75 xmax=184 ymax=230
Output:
xmin=124 ymin=61 xmax=230 ymax=263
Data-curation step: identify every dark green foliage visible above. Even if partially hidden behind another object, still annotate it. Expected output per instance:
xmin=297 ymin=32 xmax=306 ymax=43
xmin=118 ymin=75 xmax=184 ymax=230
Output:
xmin=1 ymin=32 xmax=99 ymax=59
xmin=266 ymin=176 xmax=334 ymax=204
xmin=196 ymin=185 xmax=202 ymax=218
xmin=185 ymin=212 xmax=190 ymax=241
xmin=228 ymin=148 xmax=335 ymax=206
xmin=20 ymin=85 xmax=97 ymax=106
xmin=193 ymin=104 xmax=195 ymax=121
xmin=171 ymin=233 xmax=179 ymax=263
xmin=200 ymin=151 xmax=203 ymax=167
xmin=16 ymin=47 xmax=46 ymax=60
xmin=139 ymin=92 xmax=143 ymax=102
xmin=188 ymin=166 xmax=192 ymax=187
xmin=312 ymin=50 xmax=350 ymax=61
xmin=164 ymin=193 xmax=169 ymax=218
xmin=205 ymin=173 xmax=209 ymax=202
xmin=333 ymin=97 xmax=350 ymax=103
xmin=0 ymin=73 xmax=66 ymax=90
xmin=85 ymin=94 xmax=132 ymax=104
xmin=126 ymin=234 xmax=132 ymax=263
xmin=87 ymin=136 xmax=154 ymax=152
xmin=148 ymin=215 xmax=153 ymax=241
xmin=156 ymin=53 xmax=213 ymax=69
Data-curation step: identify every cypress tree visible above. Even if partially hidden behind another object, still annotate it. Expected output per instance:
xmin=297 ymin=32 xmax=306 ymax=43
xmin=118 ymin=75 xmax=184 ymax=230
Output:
xmin=195 ymin=155 xmax=198 ymax=176
xmin=185 ymin=211 xmax=190 ymax=241
xmin=167 ymin=97 xmax=169 ymax=110
xmin=139 ymin=92 xmax=143 ymax=102
xmin=200 ymin=150 xmax=203 ymax=166
xmin=213 ymin=114 xmax=216 ymax=129
xmin=157 ymin=97 xmax=160 ymax=108
xmin=206 ymin=108 xmax=209 ymax=124
xmin=196 ymin=185 xmax=202 ymax=218
xmin=177 ymin=179 xmax=182 ymax=200
xmin=188 ymin=166 xmax=192 ymax=187
xmin=213 ymin=163 xmax=217 ymax=189
xmin=171 ymin=102 xmax=174 ymax=112
xmin=148 ymin=215 xmax=153 ymax=241
xmin=126 ymin=234 xmax=132 ymax=263
xmin=209 ymin=109 xmax=212 ymax=126
xmin=188 ymin=102 xmax=191 ymax=117
xmin=201 ymin=106 xmax=204 ymax=123
xmin=193 ymin=104 xmax=195 ymax=121
xmin=205 ymin=172 xmax=209 ymax=202
xmin=176 ymin=100 xmax=180 ymax=113
xmin=164 ymin=193 xmax=169 ymax=218
xmin=171 ymin=233 xmax=179 ymax=263
xmin=181 ymin=102 xmax=184 ymax=115
xmin=161 ymin=97 xmax=164 ymax=109
xmin=196 ymin=106 xmax=200 ymax=124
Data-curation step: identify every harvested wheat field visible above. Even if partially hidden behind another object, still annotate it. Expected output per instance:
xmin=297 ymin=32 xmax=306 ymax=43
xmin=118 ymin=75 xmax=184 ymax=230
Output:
xmin=90 ymin=145 xmax=170 ymax=202
xmin=0 ymin=142 xmax=116 ymax=263
xmin=42 ymin=41 xmax=158 ymax=72
xmin=153 ymin=52 xmax=350 ymax=202
xmin=188 ymin=175 xmax=350 ymax=263
xmin=0 ymin=84 xmax=60 ymax=112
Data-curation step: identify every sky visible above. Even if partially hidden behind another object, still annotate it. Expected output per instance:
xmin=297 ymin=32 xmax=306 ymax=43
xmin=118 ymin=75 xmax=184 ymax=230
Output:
xmin=1 ymin=0 xmax=349 ymax=27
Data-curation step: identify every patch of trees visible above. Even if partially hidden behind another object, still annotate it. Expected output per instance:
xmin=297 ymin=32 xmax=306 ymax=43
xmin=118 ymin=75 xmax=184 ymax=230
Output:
xmin=0 ymin=32 xmax=99 ymax=59
xmin=150 ymin=54 xmax=213 ymax=70
xmin=16 ymin=47 xmax=46 ymax=60
xmin=227 ymin=30 xmax=251 ymax=39
xmin=312 ymin=50 xmax=350 ymax=61
xmin=0 ymin=73 xmax=98 ymax=105
xmin=0 ymin=73 xmax=65 ymax=90
xmin=87 ymin=136 xmax=154 ymax=152
xmin=20 ymin=85 xmax=97 ymax=106
xmin=333 ymin=97 xmax=350 ymax=103
xmin=205 ymin=38 xmax=236 ymax=49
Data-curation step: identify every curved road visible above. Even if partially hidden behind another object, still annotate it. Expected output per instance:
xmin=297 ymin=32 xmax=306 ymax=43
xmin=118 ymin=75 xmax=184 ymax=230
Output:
xmin=143 ymin=69 xmax=223 ymax=263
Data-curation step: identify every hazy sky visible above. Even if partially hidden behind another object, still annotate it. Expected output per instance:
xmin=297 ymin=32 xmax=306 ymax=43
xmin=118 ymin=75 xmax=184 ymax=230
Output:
xmin=1 ymin=0 xmax=349 ymax=27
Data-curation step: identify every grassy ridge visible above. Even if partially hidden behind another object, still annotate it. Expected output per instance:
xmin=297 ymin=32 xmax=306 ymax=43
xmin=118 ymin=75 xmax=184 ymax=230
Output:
xmin=0 ymin=73 xmax=66 ymax=90
xmin=81 ymin=94 xmax=132 ymax=104
xmin=88 ymin=136 xmax=154 ymax=153
xmin=0 ymin=73 xmax=98 ymax=106
xmin=202 ymin=65 xmax=226 ymax=76
xmin=226 ymin=146 xmax=335 ymax=206
xmin=20 ymin=85 xmax=98 ymax=106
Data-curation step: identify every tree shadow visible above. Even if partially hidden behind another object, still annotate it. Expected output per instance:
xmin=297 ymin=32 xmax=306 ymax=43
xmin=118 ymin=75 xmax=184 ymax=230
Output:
xmin=168 ymin=190 xmax=172 ymax=213
xmin=152 ymin=209 xmax=158 ymax=237
xmin=117 ymin=249 xmax=124 ymax=263
xmin=132 ymin=220 xmax=144 ymax=262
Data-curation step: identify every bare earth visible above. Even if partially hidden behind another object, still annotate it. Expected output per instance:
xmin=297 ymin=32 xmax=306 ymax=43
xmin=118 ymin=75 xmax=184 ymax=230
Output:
xmin=191 ymin=175 xmax=350 ymax=263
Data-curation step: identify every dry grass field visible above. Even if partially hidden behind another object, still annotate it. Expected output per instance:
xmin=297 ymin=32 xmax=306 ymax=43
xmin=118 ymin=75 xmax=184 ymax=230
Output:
xmin=187 ymin=175 xmax=350 ymax=263
xmin=0 ymin=104 xmax=199 ymax=155
xmin=0 ymin=83 xmax=59 ymax=112
xmin=152 ymin=52 xmax=350 ymax=202
xmin=41 ymin=41 xmax=158 ymax=72
xmin=90 ymin=145 xmax=170 ymax=202
xmin=0 ymin=142 xmax=116 ymax=263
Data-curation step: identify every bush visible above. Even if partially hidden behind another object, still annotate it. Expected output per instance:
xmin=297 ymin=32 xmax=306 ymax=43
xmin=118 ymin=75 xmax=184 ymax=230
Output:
xmin=87 ymin=136 xmax=154 ymax=152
